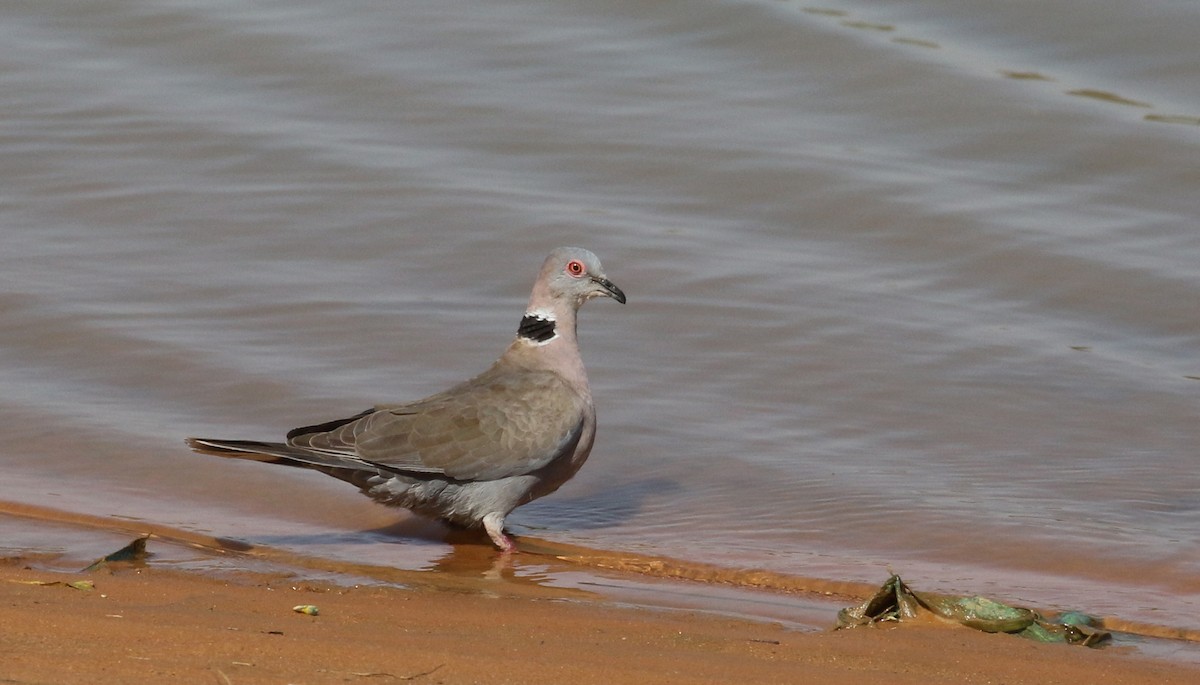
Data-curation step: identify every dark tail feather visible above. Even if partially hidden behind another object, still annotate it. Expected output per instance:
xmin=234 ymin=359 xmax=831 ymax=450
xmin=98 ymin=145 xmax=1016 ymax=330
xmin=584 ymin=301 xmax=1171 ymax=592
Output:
xmin=185 ymin=437 xmax=368 ymax=472
xmin=286 ymin=408 xmax=374 ymax=441
xmin=186 ymin=437 xmax=300 ymax=462
xmin=186 ymin=438 xmax=388 ymax=493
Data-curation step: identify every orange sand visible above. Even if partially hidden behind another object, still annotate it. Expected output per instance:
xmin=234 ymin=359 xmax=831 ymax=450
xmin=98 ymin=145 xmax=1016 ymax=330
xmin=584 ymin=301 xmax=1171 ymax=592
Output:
xmin=2 ymin=561 xmax=1198 ymax=685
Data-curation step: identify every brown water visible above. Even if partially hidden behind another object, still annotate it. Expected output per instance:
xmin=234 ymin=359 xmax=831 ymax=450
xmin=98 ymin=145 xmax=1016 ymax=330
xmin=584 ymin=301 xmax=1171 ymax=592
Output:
xmin=3 ymin=0 xmax=1199 ymax=640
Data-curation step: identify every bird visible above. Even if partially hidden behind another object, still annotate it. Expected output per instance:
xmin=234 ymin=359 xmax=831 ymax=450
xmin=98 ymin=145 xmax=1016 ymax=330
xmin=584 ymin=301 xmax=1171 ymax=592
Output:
xmin=187 ymin=247 xmax=625 ymax=552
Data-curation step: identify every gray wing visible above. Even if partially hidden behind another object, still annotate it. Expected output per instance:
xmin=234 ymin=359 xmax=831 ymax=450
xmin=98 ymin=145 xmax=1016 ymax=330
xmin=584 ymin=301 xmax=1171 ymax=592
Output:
xmin=286 ymin=368 xmax=588 ymax=482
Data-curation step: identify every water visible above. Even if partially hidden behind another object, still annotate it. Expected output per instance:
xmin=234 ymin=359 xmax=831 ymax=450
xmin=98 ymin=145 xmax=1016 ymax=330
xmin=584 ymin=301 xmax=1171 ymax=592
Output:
xmin=2 ymin=0 xmax=1199 ymax=637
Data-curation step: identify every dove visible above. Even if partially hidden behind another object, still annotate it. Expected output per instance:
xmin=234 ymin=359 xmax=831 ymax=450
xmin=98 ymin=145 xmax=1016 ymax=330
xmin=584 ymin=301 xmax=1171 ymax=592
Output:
xmin=187 ymin=247 xmax=625 ymax=552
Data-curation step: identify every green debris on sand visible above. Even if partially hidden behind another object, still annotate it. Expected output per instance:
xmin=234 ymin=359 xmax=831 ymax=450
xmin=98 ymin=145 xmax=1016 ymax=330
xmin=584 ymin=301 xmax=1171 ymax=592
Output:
xmin=838 ymin=575 xmax=1110 ymax=648
xmin=81 ymin=535 xmax=151 ymax=573
xmin=9 ymin=578 xmax=95 ymax=591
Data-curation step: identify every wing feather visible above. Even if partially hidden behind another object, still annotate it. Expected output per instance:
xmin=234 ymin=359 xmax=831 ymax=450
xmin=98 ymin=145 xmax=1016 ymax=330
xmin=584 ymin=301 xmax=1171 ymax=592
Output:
xmin=285 ymin=368 xmax=588 ymax=481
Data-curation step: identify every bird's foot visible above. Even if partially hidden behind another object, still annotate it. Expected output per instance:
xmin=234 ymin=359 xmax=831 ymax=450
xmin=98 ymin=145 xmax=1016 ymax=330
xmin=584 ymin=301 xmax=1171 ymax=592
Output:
xmin=483 ymin=513 xmax=516 ymax=553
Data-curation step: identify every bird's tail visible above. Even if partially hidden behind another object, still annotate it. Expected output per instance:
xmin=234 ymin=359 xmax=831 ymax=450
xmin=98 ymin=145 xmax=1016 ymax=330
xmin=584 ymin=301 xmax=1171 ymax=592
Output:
xmin=186 ymin=438 xmax=392 ymax=494
xmin=185 ymin=437 xmax=368 ymax=472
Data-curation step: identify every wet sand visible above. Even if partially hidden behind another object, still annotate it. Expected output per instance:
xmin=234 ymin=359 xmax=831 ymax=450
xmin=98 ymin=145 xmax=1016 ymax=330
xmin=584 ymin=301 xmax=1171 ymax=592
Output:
xmin=3 ymin=560 xmax=1199 ymax=685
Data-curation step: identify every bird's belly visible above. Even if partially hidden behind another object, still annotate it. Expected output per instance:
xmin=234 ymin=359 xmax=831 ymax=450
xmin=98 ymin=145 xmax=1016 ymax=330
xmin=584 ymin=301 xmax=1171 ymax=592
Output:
xmin=364 ymin=474 xmax=541 ymax=528
xmin=358 ymin=419 xmax=595 ymax=530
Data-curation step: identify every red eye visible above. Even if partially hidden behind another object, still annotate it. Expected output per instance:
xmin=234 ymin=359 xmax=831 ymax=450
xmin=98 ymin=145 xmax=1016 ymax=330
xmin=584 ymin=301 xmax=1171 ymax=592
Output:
xmin=565 ymin=260 xmax=585 ymax=277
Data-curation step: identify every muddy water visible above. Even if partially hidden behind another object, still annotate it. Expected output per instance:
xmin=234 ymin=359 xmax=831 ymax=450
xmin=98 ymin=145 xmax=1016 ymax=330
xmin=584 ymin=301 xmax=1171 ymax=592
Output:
xmin=2 ymin=0 xmax=1199 ymax=636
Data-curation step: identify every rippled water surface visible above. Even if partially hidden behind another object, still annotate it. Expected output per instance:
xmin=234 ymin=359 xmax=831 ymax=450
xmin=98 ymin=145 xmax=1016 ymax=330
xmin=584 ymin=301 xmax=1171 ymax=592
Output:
xmin=3 ymin=0 xmax=1199 ymax=633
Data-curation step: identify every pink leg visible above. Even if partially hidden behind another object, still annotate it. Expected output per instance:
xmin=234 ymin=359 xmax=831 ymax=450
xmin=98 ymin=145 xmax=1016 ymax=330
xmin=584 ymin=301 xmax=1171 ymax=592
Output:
xmin=483 ymin=513 xmax=516 ymax=552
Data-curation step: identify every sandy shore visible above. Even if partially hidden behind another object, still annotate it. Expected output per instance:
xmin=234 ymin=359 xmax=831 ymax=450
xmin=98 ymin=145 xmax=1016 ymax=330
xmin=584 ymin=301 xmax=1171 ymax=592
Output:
xmin=3 ymin=559 xmax=1199 ymax=685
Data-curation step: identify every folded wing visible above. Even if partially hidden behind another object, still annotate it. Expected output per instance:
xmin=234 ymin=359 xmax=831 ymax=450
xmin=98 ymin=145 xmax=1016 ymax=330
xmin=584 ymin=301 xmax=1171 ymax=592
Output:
xmin=285 ymin=368 xmax=588 ymax=482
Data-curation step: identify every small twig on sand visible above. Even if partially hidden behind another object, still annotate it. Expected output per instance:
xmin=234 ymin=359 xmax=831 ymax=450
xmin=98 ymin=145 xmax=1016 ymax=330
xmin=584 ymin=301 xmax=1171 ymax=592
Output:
xmin=352 ymin=663 xmax=445 ymax=680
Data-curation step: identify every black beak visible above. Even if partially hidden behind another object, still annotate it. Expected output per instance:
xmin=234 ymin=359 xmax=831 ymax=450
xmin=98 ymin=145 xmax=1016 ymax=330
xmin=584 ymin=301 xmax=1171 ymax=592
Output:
xmin=594 ymin=276 xmax=627 ymax=304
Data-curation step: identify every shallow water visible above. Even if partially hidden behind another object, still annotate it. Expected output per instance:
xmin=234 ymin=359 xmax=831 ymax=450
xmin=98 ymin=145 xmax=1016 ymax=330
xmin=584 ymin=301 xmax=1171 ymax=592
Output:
xmin=2 ymin=0 xmax=1199 ymax=636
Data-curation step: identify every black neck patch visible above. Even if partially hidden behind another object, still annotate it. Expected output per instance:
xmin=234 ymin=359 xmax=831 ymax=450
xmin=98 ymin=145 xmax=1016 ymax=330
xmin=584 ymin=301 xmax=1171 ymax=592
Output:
xmin=518 ymin=314 xmax=557 ymax=343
